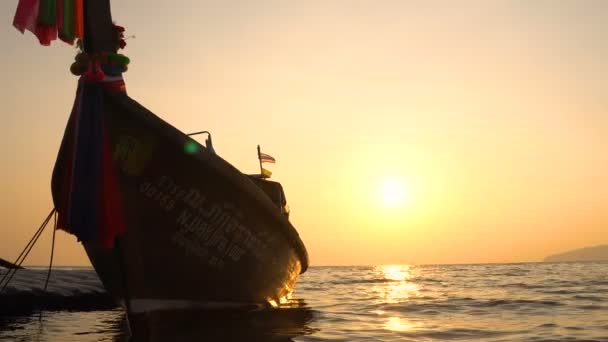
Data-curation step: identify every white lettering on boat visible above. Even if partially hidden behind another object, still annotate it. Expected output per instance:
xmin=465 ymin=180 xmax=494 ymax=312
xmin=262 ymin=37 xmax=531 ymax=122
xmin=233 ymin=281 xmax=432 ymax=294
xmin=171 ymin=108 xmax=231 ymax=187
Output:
xmin=139 ymin=176 xmax=269 ymax=269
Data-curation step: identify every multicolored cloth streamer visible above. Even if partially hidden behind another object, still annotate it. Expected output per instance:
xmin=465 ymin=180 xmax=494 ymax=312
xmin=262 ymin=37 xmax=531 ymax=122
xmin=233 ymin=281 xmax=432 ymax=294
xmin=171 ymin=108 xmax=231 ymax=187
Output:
xmin=54 ymin=80 xmax=127 ymax=248
xmin=13 ymin=0 xmax=83 ymax=46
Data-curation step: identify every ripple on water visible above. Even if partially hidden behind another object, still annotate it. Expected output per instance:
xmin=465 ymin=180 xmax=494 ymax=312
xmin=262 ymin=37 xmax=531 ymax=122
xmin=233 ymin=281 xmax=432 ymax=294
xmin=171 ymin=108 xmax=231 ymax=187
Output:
xmin=1 ymin=263 xmax=608 ymax=341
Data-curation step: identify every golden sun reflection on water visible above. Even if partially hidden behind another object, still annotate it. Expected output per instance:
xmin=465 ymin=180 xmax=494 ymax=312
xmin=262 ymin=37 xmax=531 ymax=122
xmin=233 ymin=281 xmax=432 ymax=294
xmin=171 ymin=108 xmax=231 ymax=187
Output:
xmin=373 ymin=265 xmax=421 ymax=304
xmin=381 ymin=265 xmax=411 ymax=281
xmin=384 ymin=316 xmax=423 ymax=332
xmin=373 ymin=265 xmax=424 ymax=332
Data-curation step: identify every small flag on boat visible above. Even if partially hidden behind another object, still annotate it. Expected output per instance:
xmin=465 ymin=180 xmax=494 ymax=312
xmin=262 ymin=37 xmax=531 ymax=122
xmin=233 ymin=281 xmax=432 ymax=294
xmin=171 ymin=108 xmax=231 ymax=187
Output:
xmin=257 ymin=145 xmax=275 ymax=178
xmin=257 ymin=145 xmax=276 ymax=164
xmin=261 ymin=167 xmax=273 ymax=178
xmin=259 ymin=152 xmax=276 ymax=164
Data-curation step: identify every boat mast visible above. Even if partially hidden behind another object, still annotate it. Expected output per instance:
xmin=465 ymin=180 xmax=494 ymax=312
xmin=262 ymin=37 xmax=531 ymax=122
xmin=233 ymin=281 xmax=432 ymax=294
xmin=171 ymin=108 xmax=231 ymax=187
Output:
xmin=83 ymin=0 xmax=118 ymax=54
xmin=81 ymin=0 xmax=133 ymax=317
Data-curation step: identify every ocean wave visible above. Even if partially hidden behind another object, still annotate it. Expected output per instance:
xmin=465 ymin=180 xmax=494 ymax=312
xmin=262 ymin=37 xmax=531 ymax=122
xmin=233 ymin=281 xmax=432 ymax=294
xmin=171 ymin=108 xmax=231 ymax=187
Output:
xmin=2 ymin=264 xmax=608 ymax=341
xmin=392 ymin=327 xmax=520 ymax=340
xmin=326 ymin=278 xmax=404 ymax=285
xmin=377 ymin=297 xmax=567 ymax=315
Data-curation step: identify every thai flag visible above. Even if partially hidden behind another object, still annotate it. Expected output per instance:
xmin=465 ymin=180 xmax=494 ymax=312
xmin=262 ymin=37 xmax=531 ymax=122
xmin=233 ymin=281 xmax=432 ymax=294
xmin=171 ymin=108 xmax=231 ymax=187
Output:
xmin=259 ymin=152 xmax=276 ymax=164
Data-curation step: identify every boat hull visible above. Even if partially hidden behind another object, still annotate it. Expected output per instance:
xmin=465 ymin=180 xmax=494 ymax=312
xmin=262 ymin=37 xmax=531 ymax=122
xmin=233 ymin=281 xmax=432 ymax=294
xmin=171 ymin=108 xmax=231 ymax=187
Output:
xmin=52 ymin=89 xmax=308 ymax=313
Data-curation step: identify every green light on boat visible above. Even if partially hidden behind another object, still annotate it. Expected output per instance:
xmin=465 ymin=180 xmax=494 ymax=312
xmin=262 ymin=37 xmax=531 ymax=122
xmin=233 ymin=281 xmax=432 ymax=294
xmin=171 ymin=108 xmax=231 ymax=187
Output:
xmin=184 ymin=140 xmax=199 ymax=154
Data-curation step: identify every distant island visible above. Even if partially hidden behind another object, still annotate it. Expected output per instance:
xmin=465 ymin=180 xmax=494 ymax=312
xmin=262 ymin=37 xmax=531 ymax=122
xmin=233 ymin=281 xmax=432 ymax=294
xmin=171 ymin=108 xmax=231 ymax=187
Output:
xmin=544 ymin=245 xmax=608 ymax=262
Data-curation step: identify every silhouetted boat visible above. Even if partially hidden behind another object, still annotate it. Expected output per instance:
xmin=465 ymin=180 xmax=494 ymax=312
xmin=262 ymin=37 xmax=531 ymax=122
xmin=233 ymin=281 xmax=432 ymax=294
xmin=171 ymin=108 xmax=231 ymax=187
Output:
xmin=20 ymin=0 xmax=311 ymax=322
xmin=0 ymin=258 xmax=22 ymax=270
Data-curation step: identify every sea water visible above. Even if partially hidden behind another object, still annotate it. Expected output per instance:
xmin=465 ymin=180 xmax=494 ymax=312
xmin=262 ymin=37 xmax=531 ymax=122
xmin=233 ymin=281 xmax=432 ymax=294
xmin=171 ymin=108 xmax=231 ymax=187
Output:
xmin=1 ymin=263 xmax=607 ymax=341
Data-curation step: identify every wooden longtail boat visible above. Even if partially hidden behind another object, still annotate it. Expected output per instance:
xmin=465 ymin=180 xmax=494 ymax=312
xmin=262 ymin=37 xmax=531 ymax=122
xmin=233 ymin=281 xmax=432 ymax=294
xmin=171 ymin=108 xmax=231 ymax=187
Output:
xmin=12 ymin=0 xmax=308 ymax=323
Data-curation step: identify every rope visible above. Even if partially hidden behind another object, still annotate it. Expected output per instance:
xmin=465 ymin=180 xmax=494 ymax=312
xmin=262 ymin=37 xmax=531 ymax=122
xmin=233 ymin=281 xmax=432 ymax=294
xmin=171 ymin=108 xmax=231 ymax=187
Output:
xmin=42 ymin=211 xmax=58 ymax=292
xmin=39 ymin=211 xmax=58 ymax=320
xmin=0 ymin=209 xmax=56 ymax=294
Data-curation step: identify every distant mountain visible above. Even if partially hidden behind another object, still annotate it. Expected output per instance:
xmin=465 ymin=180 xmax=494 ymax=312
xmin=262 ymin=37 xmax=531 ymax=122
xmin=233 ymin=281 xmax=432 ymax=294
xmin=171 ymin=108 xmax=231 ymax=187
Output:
xmin=544 ymin=245 xmax=608 ymax=262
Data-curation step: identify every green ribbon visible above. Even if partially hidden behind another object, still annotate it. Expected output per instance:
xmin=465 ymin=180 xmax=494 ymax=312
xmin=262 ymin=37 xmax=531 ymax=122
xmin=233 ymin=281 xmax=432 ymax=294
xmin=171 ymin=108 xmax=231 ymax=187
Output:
xmin=38 ymin=0 xmax=56 ymax=26
xmin=60 ymin=0 xmax=75 ymax=42
xmin=107 ymin=53 xmax=131 ymax=66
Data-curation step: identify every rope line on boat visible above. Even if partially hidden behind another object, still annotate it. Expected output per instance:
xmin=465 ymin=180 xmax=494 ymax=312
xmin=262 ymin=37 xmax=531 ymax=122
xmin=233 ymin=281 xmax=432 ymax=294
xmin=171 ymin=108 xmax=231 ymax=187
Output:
xmin=42 ymin=211 xmax=58 ymax=293
xmin=39 ymin=211 xmax=58 ymax=320
xmin=0 ymin=208 xmax=56 ymax=294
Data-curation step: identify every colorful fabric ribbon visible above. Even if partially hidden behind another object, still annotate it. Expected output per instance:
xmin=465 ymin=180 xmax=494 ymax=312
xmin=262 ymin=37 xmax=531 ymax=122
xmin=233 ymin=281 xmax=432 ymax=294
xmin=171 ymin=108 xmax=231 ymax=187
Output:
xmin=13 ymin=0 xmax=83 ymax=46
xmin=54 ymin=81 xmax=127 ymax=248
xmin=59 ymin=0 xmax=74 ymax=43
xmin=74 ymin=0 xmax=84 ymax=38
xmin=15 ymin=0 xmax=131 ymax=247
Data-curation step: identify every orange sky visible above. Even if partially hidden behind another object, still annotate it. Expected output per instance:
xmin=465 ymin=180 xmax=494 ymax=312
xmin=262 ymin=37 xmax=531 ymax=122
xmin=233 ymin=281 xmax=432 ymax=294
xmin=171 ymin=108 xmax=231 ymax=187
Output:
xmin=0 ymin=0 xmax=606 ymax=266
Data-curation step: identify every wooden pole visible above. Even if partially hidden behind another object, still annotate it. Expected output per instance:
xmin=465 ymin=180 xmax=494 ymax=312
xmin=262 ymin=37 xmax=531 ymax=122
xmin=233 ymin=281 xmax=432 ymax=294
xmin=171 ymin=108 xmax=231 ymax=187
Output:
xmin=257 ymin=145 xmax=264 ymax=178
xmin=83 ymin=0 xmax=118 ymax=54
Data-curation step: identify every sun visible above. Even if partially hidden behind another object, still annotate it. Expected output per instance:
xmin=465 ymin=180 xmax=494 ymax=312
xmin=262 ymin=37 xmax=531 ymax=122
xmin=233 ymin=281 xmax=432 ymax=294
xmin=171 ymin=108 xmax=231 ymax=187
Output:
xmin=378 ymin=177 xmax=411 ymax=208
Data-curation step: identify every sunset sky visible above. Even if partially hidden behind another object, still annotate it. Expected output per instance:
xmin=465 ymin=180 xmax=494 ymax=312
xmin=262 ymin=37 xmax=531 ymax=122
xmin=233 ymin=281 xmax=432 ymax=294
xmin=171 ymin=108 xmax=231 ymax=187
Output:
xmin=0 ymin=0 xmax=606 ymax=266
